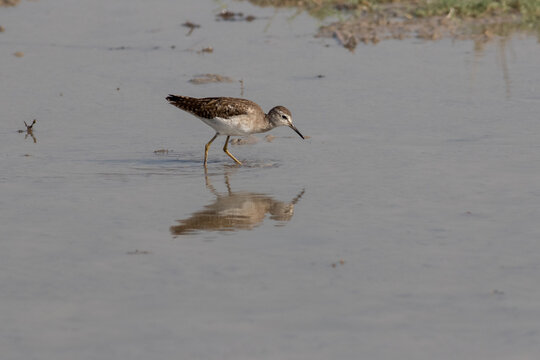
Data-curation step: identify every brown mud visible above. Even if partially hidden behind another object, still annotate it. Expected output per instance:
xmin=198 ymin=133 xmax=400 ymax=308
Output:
xmin=243 ymin=1 xmax=539 ymax=50
xmin=0 ymin=0 xmax=20 ymax=6
xmin=318 ymin=6 xmax=532 ymax=51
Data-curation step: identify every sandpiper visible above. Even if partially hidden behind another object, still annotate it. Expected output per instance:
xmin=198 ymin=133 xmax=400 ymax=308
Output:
xmin=166 ymin=95 xmax=304 ymax=166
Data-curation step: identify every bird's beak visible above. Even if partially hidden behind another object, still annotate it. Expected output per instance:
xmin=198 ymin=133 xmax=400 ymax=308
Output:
xmin=289 ymin=124 xmax=305 ymax=139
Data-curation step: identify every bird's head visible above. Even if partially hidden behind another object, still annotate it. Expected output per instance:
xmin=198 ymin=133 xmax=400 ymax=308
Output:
xmin=267 ymin=106 xmax=304 ymax=139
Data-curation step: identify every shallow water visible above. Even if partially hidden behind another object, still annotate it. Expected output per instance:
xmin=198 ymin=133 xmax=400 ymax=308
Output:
xmin=2 ymin=1 xmax=540 ymax=359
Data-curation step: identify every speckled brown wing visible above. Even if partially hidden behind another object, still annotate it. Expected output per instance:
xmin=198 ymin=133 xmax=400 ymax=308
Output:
xmin=166 ymin=95 xmax=261 ymax=119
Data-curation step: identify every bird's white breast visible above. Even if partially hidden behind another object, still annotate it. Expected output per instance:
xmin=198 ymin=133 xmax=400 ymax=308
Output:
xmin=199 ymin=115 xmax=253 ymax=136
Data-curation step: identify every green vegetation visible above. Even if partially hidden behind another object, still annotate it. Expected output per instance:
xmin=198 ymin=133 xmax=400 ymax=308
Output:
xmin=414 ymin=0 xmax=540 ymax=21
xmin=245 ymin=0 xmax=540 ymax=21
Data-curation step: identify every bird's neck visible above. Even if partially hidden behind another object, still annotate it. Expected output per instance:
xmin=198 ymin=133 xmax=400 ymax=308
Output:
xmin=261 ymin=114 xmax=277 ymax=133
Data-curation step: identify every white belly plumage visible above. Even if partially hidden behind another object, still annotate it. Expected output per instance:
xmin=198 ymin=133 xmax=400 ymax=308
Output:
xmin=199 ymin=116 xmax=253 ymax=136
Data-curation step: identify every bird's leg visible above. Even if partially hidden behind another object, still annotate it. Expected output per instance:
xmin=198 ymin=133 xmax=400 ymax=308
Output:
xmin=223 ymin=136 xmax=242 ymax=165
xmin=204 ymin=133 xmax=219 ymax=166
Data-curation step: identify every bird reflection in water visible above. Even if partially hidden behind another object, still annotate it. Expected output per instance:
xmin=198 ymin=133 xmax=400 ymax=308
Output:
xmin=170 ymin=172 xmax=305 ymax=236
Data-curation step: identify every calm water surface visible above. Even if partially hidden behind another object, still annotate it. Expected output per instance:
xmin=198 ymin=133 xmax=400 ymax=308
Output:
xmin=1 ymin=0 xmax=540 ymax=359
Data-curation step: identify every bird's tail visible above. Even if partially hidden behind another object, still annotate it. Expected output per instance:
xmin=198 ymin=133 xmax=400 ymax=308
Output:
xmin=166 ymin=94 xmax=189 ymax=106
xmin=166 ymin=95 xmax=205 ymax=114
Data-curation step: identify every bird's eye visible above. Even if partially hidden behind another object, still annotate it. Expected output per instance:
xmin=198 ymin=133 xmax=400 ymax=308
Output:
xmin=281 ymin=115 xmax=288 ymax=120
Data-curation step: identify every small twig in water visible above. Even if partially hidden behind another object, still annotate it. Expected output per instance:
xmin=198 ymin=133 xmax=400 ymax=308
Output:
xmin=182 ymin=21 xmax=200 ymax=36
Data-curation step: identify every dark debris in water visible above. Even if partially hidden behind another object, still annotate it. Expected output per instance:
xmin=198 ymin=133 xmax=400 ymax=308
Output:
xmin=331 ymin=259 xmax=346 ymax=268
xmin=17 ymin=119 xmax=37 ymax=143
xmin=182 ymin=21 xmax=200 ymax=36
xmin=197 ymin=46 xmax=214 ymax=54
xmin=17 ymin=119 xmax=36 ymax=133
xmin=189 ymin=73 xmax=234 ymax=84
xmin=229 ymin=136 xmax=258 ymax=145
xmin=108 ymin=46 xmax=131 ymax=50
xmin=154 ymin=149 xmax=174 ymax=154
xmin=216 ymin=9 xmax=256 ymax=22
xmin=107 ymin=45 xmax=167 ymax=51
xmin=24 ymin=119 xmax=36 ymax=130
xmin=126 ymin=249 xmax=152 ymax=255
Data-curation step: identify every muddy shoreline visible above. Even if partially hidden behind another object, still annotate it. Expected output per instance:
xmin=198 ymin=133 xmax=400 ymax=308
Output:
xmin=244 ymin=1 xmax=539 ymax=50
xmin=318 ymin=6 xmax=534 ymax=50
